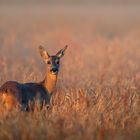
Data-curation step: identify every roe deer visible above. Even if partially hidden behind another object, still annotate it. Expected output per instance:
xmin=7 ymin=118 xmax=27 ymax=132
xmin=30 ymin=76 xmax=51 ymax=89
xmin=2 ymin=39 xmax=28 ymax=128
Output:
xmin=0 ymin=45 xmax=68 ymax=111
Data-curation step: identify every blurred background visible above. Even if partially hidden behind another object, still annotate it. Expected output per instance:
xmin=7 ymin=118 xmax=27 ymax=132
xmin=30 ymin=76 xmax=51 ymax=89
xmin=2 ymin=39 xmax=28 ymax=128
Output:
xmin=0 ymin=2 xmax=140 ymax=140
xmin=0 ymin=0 xmax=140 ymax=88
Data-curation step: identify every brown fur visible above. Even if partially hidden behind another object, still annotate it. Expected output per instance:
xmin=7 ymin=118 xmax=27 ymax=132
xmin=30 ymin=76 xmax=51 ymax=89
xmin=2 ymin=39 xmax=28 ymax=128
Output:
xmin=0 ymin=45 xmax=67 ymax=111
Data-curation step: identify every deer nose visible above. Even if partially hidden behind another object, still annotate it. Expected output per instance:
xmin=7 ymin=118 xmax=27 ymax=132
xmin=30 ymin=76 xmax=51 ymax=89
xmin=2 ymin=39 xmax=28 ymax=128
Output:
xmin=51 ymin=67 xmax=58 ymax=74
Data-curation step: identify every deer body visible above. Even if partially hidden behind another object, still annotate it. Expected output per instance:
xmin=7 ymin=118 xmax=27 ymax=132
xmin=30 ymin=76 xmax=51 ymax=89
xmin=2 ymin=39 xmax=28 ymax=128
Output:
xmin=0 ymin=45 xmax=67 ymax=111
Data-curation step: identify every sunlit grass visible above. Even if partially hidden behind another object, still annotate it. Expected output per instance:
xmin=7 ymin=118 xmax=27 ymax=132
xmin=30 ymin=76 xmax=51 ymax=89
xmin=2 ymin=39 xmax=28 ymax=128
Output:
xmin=0 ymin=9 xmax=140 ymax=139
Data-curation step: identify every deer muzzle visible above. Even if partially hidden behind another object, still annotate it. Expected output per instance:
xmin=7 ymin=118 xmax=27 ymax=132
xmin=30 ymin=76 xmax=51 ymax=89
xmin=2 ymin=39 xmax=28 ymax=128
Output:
xmin=50 ymin=67 xmax=58 ymax=75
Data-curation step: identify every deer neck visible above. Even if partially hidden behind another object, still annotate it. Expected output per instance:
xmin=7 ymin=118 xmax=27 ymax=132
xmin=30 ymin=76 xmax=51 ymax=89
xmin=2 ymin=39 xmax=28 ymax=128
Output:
xmin=43 ymin=72 xmax=58 ymax=94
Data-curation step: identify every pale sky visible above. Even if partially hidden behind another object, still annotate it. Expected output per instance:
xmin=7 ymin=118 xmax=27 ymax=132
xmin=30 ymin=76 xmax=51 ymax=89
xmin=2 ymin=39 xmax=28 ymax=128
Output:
xmin=0 ymin=0 xmax=140 ymax=5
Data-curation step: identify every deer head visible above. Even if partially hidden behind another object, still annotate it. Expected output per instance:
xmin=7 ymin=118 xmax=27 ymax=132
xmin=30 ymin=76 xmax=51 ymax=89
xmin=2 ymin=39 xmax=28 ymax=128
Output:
xmin=39 ymin=45 xmax=68 ymax=75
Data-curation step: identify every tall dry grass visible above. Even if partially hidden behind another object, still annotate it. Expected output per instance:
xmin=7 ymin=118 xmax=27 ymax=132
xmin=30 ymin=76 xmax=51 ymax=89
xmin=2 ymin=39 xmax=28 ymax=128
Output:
xmin=0 ymin=4 xmax=140 ymax=140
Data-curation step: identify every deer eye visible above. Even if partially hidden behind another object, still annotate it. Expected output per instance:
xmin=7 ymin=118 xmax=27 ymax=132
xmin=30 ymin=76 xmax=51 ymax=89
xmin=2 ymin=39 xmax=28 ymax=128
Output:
xmin=47 ymin=61 xmax=51 ymax=64
xmin=56 ymin=60 xmax=59 ymax=65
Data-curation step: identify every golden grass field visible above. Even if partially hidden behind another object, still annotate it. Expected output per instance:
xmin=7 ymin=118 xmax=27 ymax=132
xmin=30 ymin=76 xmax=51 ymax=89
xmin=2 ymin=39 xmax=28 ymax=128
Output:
xmin=0 ymin=4 xmax=140 ymax=140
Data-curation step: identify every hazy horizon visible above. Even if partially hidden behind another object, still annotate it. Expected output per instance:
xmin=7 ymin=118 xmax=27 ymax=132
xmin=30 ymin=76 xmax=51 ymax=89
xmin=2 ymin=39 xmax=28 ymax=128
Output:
xmin=0 ymin=0 xmax=140 ymax=5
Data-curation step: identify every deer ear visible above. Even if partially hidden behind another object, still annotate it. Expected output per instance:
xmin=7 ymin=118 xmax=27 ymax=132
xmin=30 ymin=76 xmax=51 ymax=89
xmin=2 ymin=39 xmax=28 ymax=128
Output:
xmin=39 ymin=46 xmax=50 ymax=60
xmin=56 ymin=45 xmax=68 ymax=58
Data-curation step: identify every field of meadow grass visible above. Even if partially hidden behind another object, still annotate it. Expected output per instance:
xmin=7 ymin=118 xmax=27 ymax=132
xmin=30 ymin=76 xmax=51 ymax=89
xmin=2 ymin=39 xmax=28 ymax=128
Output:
xmin=0 ymin=4 xmax=140 ymax=140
